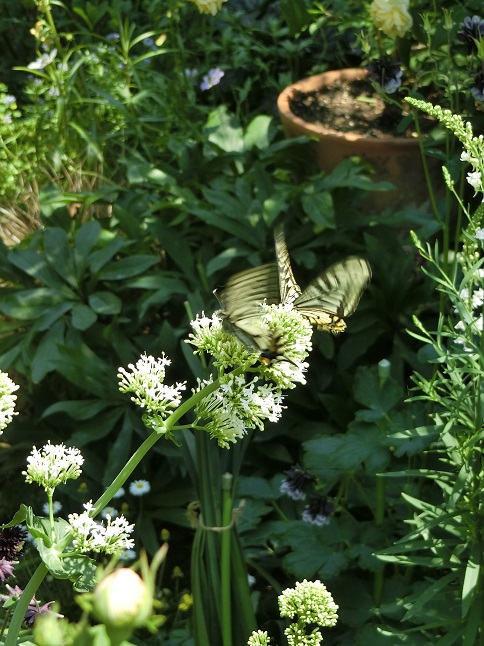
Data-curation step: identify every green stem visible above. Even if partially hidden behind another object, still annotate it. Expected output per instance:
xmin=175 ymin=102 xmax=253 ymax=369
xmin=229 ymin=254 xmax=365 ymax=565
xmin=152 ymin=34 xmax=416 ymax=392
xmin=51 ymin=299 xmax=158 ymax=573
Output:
xmin=5 ymin=562 xmax=48 ymax=646
xmin=221 ymin=473 xmax=233 ymax=646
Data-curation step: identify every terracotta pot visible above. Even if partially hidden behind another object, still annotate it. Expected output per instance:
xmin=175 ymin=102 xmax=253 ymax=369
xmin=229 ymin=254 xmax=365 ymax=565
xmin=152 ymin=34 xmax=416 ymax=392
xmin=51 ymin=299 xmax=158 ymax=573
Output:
xmin=277 ymin=68 xmax=440 ymax=211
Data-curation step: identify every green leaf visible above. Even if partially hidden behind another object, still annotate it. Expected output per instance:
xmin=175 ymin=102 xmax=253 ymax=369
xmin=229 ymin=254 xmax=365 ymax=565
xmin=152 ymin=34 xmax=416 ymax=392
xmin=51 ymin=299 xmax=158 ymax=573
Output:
xmin=204 ymin=106 xmax=243 ymax=152
xmin=97 ymin=255 xmax=157 ymax=280
xmin=301 ymin=189 xmax=335 ymax=229
xmin=42 ymin=399 xmax=116 ymax=420
xmin=0 ymin=289 xmax=70 ymax=320
xmin=71 ymin=303 xmax=98 ymax=330
xmin=31 ymin=320 xmax=66 ymax=383
xmin=88 ymin=291 xmax=122 ymax=314
xmin=44 ymin=228 xmax=77 ymax=288
xmin=243 ymin=115 xmax=273 ymax=150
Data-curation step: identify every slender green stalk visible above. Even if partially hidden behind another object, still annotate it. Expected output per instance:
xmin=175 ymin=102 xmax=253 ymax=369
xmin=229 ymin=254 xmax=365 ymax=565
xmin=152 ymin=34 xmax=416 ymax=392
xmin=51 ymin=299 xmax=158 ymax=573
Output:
xmin=5 ymin=562 xmax=48 ymax=646
xmin=221 ymin=473 xmax=233 ymax=646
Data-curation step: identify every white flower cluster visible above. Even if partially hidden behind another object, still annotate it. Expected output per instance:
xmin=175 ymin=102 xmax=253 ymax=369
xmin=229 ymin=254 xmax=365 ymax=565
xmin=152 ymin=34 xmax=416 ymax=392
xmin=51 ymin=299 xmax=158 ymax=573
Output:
xmin=188 ymin=304 xmax=312 ymax=389
xmin=68 ymin=501 xmax=134 ymax=555
xmin=454 ymin=276 xmax=484 ymax=346
xmin=118 ymin=353 xmax=186 ymax=422
xmin=195 ymin=373 xmax=285 ymax=448
xmin=23 ymin=442 xmax=84 ymax=493
xmin=0 ymin=371 xmax=19 ymax=433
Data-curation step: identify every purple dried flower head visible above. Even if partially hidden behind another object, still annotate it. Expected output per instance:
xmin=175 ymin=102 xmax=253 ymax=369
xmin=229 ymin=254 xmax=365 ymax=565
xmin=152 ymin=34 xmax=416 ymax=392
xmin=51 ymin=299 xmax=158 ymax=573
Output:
xmin=302 ymin=495 xmax=334 ymax=526
xmin=458 ymin=15 xmax=484 ymax=54
xmin=200 ymin=68 xmax=225 ymax=91
xmin=280 ymin=464 xmax=316 ymax=501
xmin=0 ymin=526 xmax=27 ymax=560
xmin=366 ymin=58 xmax=403 ymax=94
xmin=471 ymin=70 xmax=484 ymax=102
xmin=0 ymin=559 xmax=17 ymax=582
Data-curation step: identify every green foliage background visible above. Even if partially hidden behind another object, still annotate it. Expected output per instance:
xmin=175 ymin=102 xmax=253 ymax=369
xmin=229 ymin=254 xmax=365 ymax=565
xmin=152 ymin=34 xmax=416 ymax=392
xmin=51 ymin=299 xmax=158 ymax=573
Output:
xmin=0 ymin=0 xmax=483 ymax=644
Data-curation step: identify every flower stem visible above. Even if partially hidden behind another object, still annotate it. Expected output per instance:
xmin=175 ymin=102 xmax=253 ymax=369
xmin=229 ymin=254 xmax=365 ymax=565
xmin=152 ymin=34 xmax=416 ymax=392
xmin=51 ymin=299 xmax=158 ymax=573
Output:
xmin=4 ymin=562 xmax=48 ymax=646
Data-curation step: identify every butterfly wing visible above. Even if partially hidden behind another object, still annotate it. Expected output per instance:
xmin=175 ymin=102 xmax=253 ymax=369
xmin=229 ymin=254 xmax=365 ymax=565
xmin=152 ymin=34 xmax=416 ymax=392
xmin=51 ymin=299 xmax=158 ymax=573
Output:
xmin=293 ymin=256 xmax=371 ymax=333
xmin=274 ymin=224 xmax=302 ymax=304
xmin=215 ymin=263 xmax=281 ymax=353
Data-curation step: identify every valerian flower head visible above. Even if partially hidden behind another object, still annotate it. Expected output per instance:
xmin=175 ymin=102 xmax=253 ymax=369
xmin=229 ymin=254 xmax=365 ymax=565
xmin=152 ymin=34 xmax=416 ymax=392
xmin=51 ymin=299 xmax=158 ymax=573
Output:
xmin=194 ymin=374 xmax=285 ymax=448
xmin=190 ymin=0 xmax=227 ymax=16
xmin=280 ymin=464 xmax=316 ymax=501
xmin=370 ymin=0 xmax=413 ymax=38
xmin=118 ymin=353 xmax=186 ymax=424
xmin=366 ymin=58 xmax=403 ymax=94
xmin=0 ymin=371 xmax=19 ymax=433
xmin=458 ymin=15 xmax=484 ymax=54
xmin=68 ymin=501 xmax=134 ymax=555
xmin=247 ymin=630 xmax=271 ymax=646
xmin=278 ymin=579 xmax=338 ymax=629
xmin=188 ymin=305 xmax=311 ymax=389
xmin=23 ymin=442 xmax=84 ymax=494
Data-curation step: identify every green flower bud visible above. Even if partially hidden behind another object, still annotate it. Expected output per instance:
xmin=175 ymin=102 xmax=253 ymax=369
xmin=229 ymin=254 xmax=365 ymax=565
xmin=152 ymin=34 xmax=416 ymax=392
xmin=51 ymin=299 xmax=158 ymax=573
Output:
xmin=93 ymin=569 xmax=151 ymax=635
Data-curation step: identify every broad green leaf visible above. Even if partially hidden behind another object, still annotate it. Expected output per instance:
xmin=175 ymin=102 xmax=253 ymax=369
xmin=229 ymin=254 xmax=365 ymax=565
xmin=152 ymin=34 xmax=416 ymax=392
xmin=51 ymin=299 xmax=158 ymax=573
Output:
xmin=98 ymin=255 xmax=157 ymax=280
xmin=301 ymin=189 xmax=335 ymax=229
xmin=243 ymin=115 xmax=273 ymax=150
xmin=204 ymin=106 xmax=243 ymax=152
xmin=7 ymin=250 xmax=68 ymax=290
xmin=0 ymin=289 xmax=70 ymax=320
xmin=71 ymin=303 xmax=98 ymax=330
xmin=88 ymin=291 xmax=122 ymax=314
xmin=44 ymin=228 xmax=77 ymax=288
xmin=31 ymin=320 xmax=66 ymax=383
xmin=42 ymin=399 xmax=115 ymax=420
xmin=88 ymin=237 xmax=130 ymax=274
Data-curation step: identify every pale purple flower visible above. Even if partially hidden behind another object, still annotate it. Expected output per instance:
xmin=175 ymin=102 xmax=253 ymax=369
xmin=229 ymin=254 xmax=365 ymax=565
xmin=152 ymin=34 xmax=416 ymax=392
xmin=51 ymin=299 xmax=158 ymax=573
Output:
xmin=2 ymin=95 xmax=16 ymax=105
xmin=200 ymin=68 xmax=224 ymax=91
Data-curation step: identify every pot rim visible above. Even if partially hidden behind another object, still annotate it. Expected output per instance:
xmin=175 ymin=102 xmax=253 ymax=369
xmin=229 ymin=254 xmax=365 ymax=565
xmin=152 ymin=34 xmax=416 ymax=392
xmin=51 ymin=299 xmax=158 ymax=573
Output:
xmin=277 ymin=67 xmax=421 ymax=147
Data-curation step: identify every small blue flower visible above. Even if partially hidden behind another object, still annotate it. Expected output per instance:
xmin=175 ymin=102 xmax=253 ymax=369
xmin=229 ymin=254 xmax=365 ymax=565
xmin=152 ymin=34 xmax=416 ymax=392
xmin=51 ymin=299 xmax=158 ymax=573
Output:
xmin=106 ymin=32 xmax=120 ymax=40
xmin=200 ymin=67 xmax=225 ymax=91
xmin=142 ymin=37 xmax=157 ymax=51
xmin=2 ymin=95 xmax=16 ymax=105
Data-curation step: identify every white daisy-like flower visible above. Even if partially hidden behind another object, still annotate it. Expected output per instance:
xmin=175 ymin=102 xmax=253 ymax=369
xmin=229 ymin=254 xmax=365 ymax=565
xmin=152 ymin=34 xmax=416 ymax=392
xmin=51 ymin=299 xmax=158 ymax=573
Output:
xmin=129 ymin=479 xmax=151 ymax=496
xmin=42 ymin=500 xmax=63 ymax=516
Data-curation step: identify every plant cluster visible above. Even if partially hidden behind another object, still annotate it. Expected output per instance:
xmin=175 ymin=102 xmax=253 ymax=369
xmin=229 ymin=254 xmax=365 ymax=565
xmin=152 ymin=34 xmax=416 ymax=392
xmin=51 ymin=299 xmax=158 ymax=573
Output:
xmin=0 ymin=0 xmax=483 ymax=645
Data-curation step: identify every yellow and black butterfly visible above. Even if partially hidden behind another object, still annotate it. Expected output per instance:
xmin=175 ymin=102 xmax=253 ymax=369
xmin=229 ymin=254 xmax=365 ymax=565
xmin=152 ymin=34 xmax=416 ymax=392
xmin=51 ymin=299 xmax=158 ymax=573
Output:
xmin=214 ymin=226 xmax=371 ymax=363
xmin=214 ymin=262 xmax=282 ymax=358
xmin=274 ymin=224 xmax=371 ymax=334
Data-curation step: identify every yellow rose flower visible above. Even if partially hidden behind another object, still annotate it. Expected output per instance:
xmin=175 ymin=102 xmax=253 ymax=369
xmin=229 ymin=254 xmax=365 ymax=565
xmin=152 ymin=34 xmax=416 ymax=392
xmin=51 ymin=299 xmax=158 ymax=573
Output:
xmin=190 ymin=0 xmax=227 ymax=16
xmin=370 ymin=0 xmax=413 ymax=38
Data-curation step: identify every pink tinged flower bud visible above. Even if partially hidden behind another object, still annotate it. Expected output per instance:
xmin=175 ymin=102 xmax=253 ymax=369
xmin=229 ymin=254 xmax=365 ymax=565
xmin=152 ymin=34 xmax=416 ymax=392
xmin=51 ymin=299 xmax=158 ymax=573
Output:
xmin=93 ymin=569 xmax=151 ymax=632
